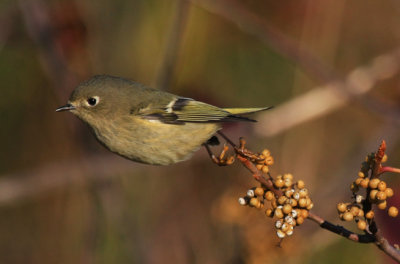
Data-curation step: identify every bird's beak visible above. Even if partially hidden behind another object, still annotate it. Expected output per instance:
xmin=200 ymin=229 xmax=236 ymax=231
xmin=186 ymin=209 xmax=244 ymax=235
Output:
xmin=56 ymin=103 xmax=76 ymax=112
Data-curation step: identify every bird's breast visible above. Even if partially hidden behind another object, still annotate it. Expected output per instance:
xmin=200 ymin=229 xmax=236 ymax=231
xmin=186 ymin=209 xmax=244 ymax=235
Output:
xmin=90 ymin=116 xmax=220 ymax=165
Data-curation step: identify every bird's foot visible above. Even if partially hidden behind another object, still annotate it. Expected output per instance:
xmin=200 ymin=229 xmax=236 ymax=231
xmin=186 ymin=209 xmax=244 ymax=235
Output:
xmin=203 ymin=143 xmax=235 ymax=166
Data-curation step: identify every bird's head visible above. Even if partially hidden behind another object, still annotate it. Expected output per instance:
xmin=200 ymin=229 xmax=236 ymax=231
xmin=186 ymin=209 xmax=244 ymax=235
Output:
xmin=56 ymin=75 xmax=138 ymax=124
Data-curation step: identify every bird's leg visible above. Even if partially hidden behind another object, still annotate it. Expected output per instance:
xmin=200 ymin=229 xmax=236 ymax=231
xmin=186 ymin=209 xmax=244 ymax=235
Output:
xmin=203 ymin=142 xmax=235 ymax=166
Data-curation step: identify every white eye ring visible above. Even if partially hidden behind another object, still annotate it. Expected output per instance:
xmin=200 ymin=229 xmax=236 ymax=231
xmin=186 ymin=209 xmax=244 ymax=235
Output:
xmin=86 ymin=96 xmax=100 ymax=107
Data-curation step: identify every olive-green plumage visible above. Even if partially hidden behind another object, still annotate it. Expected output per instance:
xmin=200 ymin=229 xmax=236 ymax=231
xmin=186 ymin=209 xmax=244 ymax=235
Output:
xmin=56 ymin=75 xmax=271 ymax=165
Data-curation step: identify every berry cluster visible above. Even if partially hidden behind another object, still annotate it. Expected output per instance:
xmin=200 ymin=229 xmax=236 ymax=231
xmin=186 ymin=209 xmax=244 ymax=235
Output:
xmin=239 ymin=173 xmax=313 ymax=239
xmin=254 ymin=149 xmax=274 ymax=174
xmin=337 ymin=152 xmax=398 ymax=231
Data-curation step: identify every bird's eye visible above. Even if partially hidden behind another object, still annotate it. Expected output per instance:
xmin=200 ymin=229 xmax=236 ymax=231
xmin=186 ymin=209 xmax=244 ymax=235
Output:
xmin=87 ymin=97 xmax=98 ymax=106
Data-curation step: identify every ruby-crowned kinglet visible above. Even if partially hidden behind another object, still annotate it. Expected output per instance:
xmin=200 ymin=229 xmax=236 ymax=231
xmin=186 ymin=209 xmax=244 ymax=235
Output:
xmin=56 ymin=75 xmax=271 ymax=165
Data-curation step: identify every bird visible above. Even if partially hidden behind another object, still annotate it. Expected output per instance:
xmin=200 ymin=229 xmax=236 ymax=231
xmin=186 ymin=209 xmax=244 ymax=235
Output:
xmin=56 ymin=75 xmax=271 ymax=165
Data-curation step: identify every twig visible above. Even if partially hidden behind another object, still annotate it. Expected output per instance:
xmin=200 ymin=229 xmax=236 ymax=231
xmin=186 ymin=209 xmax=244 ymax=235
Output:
xmin=307 ymin=212 xmax=375 ymax=243
xmin=218 ymin=132 xmax=283 ymax=196
xmin=379 ymin=167 xmax=400 ymax=174
xmin=236 ymin=155 xmax=281 ymax=197
xmin=307 ymin=211 xmax=400 ymax=262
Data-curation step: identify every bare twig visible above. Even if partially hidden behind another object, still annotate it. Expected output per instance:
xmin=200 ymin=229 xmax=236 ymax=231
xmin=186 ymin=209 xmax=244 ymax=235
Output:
xmin=307 ymin=210 xmax=400 ymax=262
xmin=307 ymin=212 xmax=376 ymax=243
xmin=379 ymin=166 xmax=400 ymax=175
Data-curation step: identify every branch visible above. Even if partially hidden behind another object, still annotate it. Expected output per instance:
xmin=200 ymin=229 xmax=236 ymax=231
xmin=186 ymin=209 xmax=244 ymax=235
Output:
xmin=236 ymin=155 xmax=281 ymax=197
xmin=380 ymin=167 xmax=400 ymax=174
xmin=223 ymin=136 xmax=400 ymax=262
xmin=307 ymin=212 xmax=375 ymax=243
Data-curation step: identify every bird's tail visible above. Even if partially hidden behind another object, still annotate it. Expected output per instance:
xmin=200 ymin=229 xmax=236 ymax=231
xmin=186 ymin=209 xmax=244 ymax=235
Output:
xmin=221 ymin=106 xmax=273 ymax=122
xmin=223 ymin=106 xmax=273 ymax=115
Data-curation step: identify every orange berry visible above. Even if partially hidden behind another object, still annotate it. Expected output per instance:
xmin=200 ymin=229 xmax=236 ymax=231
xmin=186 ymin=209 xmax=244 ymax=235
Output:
xmin=299 ymin=188 xmax=309 ymax=198
xmin=285 ymin=189 xmax=294 ymax=198
xmin=262 ymin=166 xmax=269 ymax=174
xmin=369 ymin=190 xmax=378 ymax=200
xmin=299 ymin=198 xmax=307 ymax=208
xmin=296 ymin=216 xmax=304 ymax=225
xmin=284 ymin=178 xmax=292 ymax=188
xmin=264 ymin=191 xmax=275 ymax=201
xmin=377 ymin=181 xmax=387 ymax=191
xmin=385 ymin=188 xmax=394 ymax=198
xmin=377 ymin=200 xmax=387 ymax=210
xmin=265 ymin=209 xmax=273 ymax=217
xmin=366 ymin=210 xmax=374 ymax=219
xmin=388 ymin=207 xmax=398 ymax=217
xmin=288 ymin=199 xmax=297 ymax=207
xmin=357 ymin=209 xmax=364 ymax=217
xmin=337 ymin=203 xmax=347 ymax=213
xmin=343 ymin=211 xmax=354 ymax=221
xmin=357 ymin=220 xmax=367 ymax=230
xmin=350 ymin=206 xmax=360 ymax=216
xmin=300 ymin=209 xmax=309 ymax=219
xmin=360 ymin=179 xmax=369 ymax=189
xmin=282 ymin=204 xmax=292 ymax=215
xmin=283 ymin=173 xmax=293 ymax=180
xmin=358 ymin=171 xmax=365 ymax=178
xmin=254 ymin=187 xmax=264 ymax=196
xmin=274 ymin=178 xmax=284 ymax=188
xmin=256 ymin=164 xmax=263 ymax=170
xmin=281 ymin=223 xmax=289 ymax=232
xmin=276 ymin=229 xmax=286 ymax=239
xmin=355 ymin=178 xmax=363 ymax=185
xmin=278 ymin=196 xmax=287 ymax=205
xmin=262 ymin=149 xmax=270 ymax=157
xmin=297 ymin=180 xmax=305 ymax=189
xmin=376 ymin=191 xmax=387 ymax=201
xmin=265 ymin=156 xmax=274 ymax=166
xmin=249 ymin=197 xmax=259 ymax=207
xmin=369 ymin=178 xmax=380 ymax=189
xmin=274 ymin=208 xmax=284 ymax=219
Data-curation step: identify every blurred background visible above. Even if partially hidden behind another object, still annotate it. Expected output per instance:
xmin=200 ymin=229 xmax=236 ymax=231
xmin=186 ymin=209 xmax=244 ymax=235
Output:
xmin=1 ymin=0 xmax=400 ymax=263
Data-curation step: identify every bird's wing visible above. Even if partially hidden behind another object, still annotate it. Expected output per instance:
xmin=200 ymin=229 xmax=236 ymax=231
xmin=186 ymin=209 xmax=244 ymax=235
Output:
xmin=136 ymin=97 xmax=258 ymax=124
